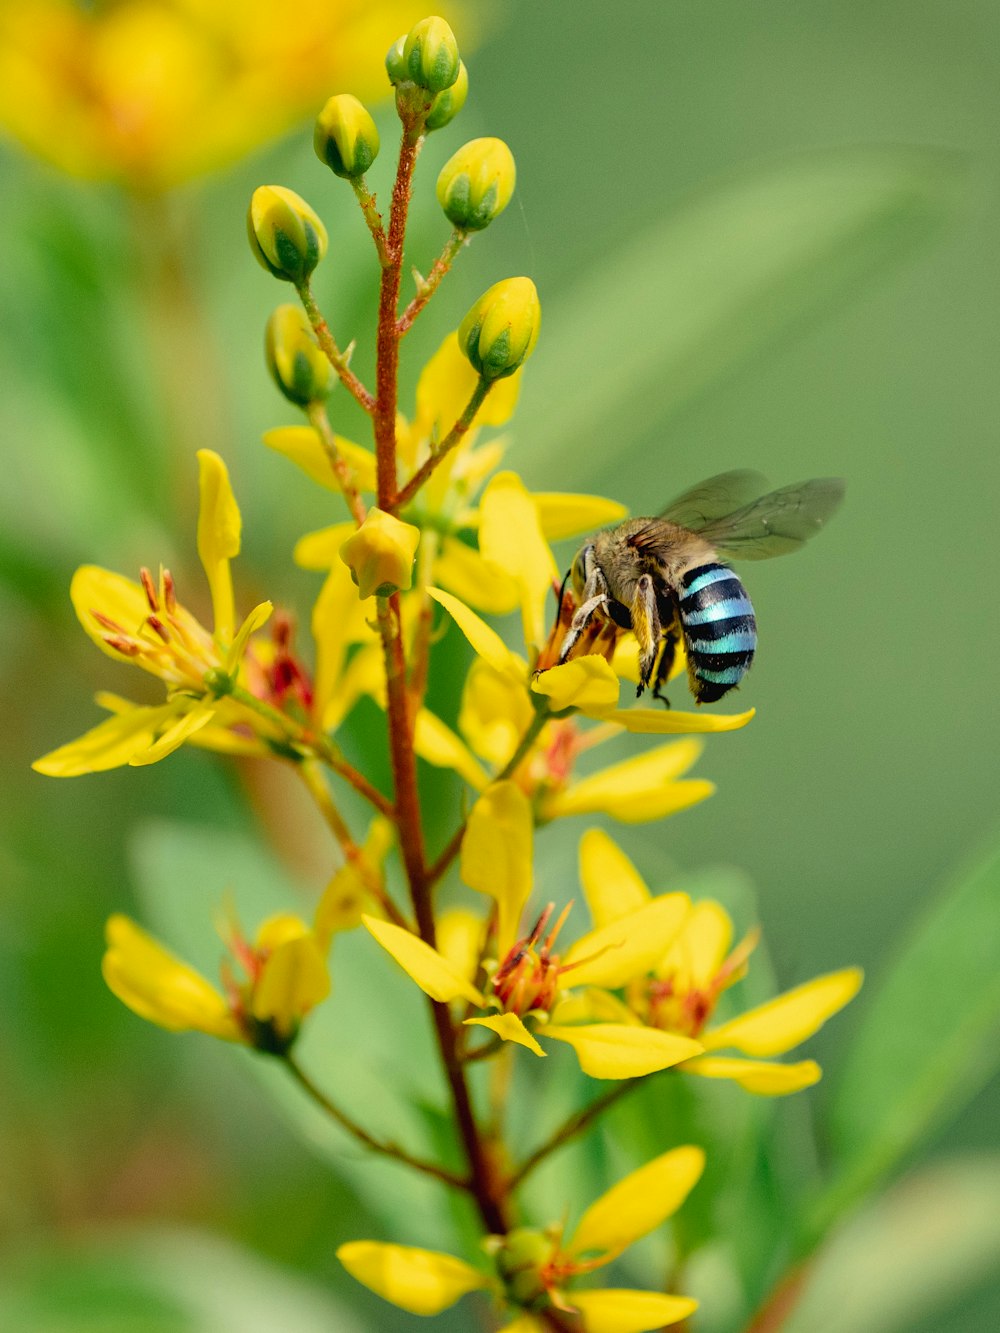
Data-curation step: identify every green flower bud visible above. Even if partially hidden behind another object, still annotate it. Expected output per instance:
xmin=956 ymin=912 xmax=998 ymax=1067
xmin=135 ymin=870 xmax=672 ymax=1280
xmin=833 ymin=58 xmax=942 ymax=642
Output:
xmin=493 ymin=1227 xmax=552 ymax=1308
xmin=340 ymin=508 xmax=421 ymax=600
xmin=314 ymin=94 xmax=380 ymax=179
xmin=385 ymin=34 xmax=407 ymax=85
xmin=247 ymin=185 xmax=327 ymax=284
xmin=402 ymin=16 xmax=460 ymax=93
xmin=265 ymin=304 xmax=332 ymax=407
xmin=426 ymin=60 xmax=468 ymax=131
xmin=436 ymin=136 xmax=515 ymax=231
xmin=458 ymin=277 xmax=541 ymax=381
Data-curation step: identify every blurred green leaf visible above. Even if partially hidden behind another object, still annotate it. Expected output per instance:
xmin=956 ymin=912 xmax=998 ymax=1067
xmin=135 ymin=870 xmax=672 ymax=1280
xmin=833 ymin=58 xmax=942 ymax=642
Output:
xmin=818 ymin=834 xmax=1000 ymax=1230
xmin=0 ymin=1226 xmax=363 ymax=1333
xmin=521 ymin=147 xmax=957 ymax=486
xmin=783 ymin=1156 xmax=1000 ymax=1333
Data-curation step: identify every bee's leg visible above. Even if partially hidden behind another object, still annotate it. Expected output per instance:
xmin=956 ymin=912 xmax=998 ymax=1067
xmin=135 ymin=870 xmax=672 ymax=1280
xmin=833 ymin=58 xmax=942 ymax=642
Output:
xmin=558 ymin=546 xmax=609 ymax=663
xmin=652 ymin=625 xmax=680 ymax=707
xmin=631 ymin=574 xmax=662 ymax=696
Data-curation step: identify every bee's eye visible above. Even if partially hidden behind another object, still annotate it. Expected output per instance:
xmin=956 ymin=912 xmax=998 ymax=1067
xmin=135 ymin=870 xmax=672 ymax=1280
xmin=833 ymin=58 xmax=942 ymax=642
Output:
xmin=570 ymin=548 xmax=588 ymax=594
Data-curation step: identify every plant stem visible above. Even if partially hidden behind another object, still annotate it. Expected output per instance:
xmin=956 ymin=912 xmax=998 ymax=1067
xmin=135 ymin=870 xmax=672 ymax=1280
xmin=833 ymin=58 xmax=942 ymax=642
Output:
xmin=397 ymin=228 xmax=468 ymax=335
xmin=394 ymin=379 xmax=492 ymax=510
xmin=297 ymin=282 xmax=375 ymax=413
xmin=305 ymin=402 xmax=367 ymax=525
xmin=350 ymin=176 xmax=390 ymax=268
xmin=283 ymin=1053 xmax=468 ymax=1191
xmin=743 ymin=1263 xmax=811 ymax=1333
xmin=507 ymin=1079 xmax=644 ymax=1192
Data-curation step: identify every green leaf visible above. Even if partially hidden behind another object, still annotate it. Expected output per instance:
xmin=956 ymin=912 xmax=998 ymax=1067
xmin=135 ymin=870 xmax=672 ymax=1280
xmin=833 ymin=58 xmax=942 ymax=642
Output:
xmin=521 ymin=147 xmax=957 ymax=486
xmin=0 ymin=1225 xmax=364 ymax=1333
xmin=783 ymin=1156 xmax=1000 ymax=1333
xmin=819 ymin=834 xmax=1000 ymax=1230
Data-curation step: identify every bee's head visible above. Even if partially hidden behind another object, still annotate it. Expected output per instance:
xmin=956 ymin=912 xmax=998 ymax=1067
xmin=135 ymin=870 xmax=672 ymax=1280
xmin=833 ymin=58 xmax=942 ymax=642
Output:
xmin=569 ymin=544 xmax=589 ymax=597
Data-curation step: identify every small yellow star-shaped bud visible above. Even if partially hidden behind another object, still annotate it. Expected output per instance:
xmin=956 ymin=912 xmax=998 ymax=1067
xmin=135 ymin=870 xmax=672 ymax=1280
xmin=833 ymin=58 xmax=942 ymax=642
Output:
xmin=339 ymin=508 xmax=421 ymax=599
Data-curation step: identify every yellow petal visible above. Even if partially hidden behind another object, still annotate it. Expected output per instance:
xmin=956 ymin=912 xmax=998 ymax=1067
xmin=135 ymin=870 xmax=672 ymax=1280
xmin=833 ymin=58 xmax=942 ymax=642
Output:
xmin=533 ymin=493 xmax=629 ymax=542
xmin=436 ymin=908 xmax=486 ymax=987
xmin=542 ymin=1024 xmax=702 ymax=1079
xmin=572 ymin=1289 xmax=698 ymax=1333
xmin=414 ymin=709 xmax=490 ymax=790
xmin=479 ymin=472 xmax=557 ymax=652
xmin=601 ymin=706 xmax=755 ymax=734
xmin=465 ymin=1012 xmax=546 ymax=1057
xmin=414 ymin=331 xmax=521 ymax=438
xmin=531 ymin=657 xmax=620 ymax=713
xmin=427 ymin=586 xmax=524 ymax=680
xmin=658 ymin=900 xmax=734 ymax=988
xmin=546 ymin=741 xmax=712 ymax=822
xmin=569 ymin=1146 xmax=705 ymax=1259
xmin=460 ymin=782 xmax=533 ymax=956
xmin=263 ymin=425 xmax=376 ymax=494
xmin=682 ymin=1055 xmax=822 ymax=1095
xmin=252 ymin=932 xmax=330 ymax=1030
xmin=294 ymin=521 xmax=356 ymax=570
xmin=498 ymin=1317 xmax=547 ymax=1333
xmin=228 ymin=600 xmax=273 ymax=669
xmin=578 ymin=829 xmax=651 ymax=927
xmin=102 ymin=914 xmax=238 ymax=1040
xmin=703 ymin=967 xmax=863 ymax=1056
xmin=33 ymin=703 xmax=177 ymax=777
xmin=70 ymin=565 xmax=153 ymax=664
xmin=436 ymin=535 xmax=520 ymax=614
xmin=197 ymin=449 xmax=241 ymax=641
xmin=459 ymin=657 xmax=536 ymax=767
xmin=128 ymin=702 xmax=216 ymax=766
xmin=563 ymin=893 xmax=689 ymax=990
xmin=336 ymin=1240 xmax=488 ymax=1316
xmin=362 ymin=915 xmax=484 ymax=1006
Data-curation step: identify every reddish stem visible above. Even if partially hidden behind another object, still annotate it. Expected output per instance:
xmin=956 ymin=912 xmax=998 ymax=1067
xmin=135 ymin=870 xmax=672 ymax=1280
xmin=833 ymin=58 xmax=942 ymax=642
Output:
xmin=744 ymin=1264 xmax=811 ymax=1333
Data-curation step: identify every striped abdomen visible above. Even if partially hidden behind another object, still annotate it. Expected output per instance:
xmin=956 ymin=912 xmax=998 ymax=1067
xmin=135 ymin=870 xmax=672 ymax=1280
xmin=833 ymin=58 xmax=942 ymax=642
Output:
xmin=678 ymin=563 xmax=757 ymax=703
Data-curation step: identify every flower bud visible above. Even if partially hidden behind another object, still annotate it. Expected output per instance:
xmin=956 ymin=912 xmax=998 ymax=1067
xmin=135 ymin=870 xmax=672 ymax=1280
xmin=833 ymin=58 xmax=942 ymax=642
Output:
xmin=426 ymin=61 xmax=468 ymax=131
xmin=492 ymin=1228 xmax=553 ymax=1308
xmin=265 ymin=304 xmax=332 ymax=407
xmin=247 ymin=185 xmax=327 ymax=284
xmin=458 ymin=277 xmax=540 ymax=381
xmin=436 ymin=137 xmax=515 ymax=231
xmin=402 ymin=16 xmax=460 ymax=93
xmin=314 ymin=94 xmax=380 ymax=179
xmin=340 ymin=508 xmax=421 ymax=599
xmin=385 ymin=34 xmax=407 ymax=85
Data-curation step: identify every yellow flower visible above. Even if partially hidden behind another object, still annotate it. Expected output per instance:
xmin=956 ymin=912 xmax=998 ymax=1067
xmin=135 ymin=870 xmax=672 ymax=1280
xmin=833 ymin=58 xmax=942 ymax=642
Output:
xmin=33 ymin=450 xmax=275 ymax=776
xmin=0 ymin=0 xmax=437 ymax=188
xmin=576 ymin=829 xmax=864 ymax=1095
xmin=339 ymin=507 xmax=421 ymax=599
xmin=338 ymin=1146 xmax=703 ymax=1329
xmin=361 ymin=782 xmax=703 ymax=1080
xmin=103 ymin=909 xmax=329 ymax=1052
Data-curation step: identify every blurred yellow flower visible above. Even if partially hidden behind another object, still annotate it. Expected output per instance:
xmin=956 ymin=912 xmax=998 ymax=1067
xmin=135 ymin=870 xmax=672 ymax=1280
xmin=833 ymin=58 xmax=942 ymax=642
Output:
xmin=0 ymin=0 xmax=438 ymax=188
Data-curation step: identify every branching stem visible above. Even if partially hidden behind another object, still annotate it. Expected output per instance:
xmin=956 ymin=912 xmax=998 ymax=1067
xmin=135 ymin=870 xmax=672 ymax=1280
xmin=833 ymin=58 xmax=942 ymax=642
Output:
xmin=297 ymin=282 xmax=375 ymax=413
xmin=305 ymin=402 xmax=367 ymax=525
xmin=397 ymin=228 xmax=468 ymax=336
xmin=394 ymin=378 xmax=492 ymax=510
xmin=508 ymin=1079 xmax=644 ymax=1192
xmin=350 ymin=176 xmax=390 ymax=268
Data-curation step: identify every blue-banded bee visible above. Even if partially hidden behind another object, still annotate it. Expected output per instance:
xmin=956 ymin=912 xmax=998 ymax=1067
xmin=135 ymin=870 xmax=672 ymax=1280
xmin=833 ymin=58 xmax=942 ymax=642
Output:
xmin=558 ymin=470 xmax=845 ymax=704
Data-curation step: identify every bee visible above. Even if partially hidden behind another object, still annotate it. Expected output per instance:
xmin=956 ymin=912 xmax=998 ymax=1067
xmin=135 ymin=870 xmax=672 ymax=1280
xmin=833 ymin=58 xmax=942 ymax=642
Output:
xmin=558 ymin=470 xmax=845 ymax=704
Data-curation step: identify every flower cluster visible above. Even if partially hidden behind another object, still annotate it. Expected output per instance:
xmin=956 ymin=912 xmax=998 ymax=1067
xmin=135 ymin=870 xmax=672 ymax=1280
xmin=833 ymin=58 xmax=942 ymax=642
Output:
xmin=34 ymin=17 xmax=860 ymax=1329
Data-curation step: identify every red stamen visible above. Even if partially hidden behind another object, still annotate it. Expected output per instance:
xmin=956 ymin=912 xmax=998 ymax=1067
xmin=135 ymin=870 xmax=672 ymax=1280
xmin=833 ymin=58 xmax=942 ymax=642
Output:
xmin=104 ymin=635 xmax=141 ymax=656
xmin=92 ymin=610 xmax=126 ymax=634
xmin=145 ymin=615 xmax=171 ymax=643
xmin=140 ymin=566 xmax=159 ymax=612
xmin=162 ymin=569 xmax=177 ymax=614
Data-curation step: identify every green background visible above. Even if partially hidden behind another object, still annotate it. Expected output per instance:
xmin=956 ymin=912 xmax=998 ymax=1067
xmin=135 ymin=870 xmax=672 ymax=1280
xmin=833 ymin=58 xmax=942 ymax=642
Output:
xmin=2 ymin=2 xmax=998 ymax=1329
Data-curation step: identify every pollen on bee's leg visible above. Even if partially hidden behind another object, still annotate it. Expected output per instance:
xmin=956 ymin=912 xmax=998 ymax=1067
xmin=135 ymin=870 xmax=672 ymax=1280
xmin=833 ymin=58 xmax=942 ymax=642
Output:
xmin=140 ymin=566 xmax=159 ymax=612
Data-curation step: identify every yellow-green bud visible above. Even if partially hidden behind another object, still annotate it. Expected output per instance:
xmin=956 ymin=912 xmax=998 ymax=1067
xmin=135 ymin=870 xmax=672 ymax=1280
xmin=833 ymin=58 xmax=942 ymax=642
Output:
xmin=402 ymin=16 xmax=460 ymax=93
xmin=339 ymin=508 xmax=421 ymax=599
xmin=437 ymin=137 xmax=515 ymax=231
xmin=314 ymin=94 xmax=380 ymax=179
xmin=493 ymin=1228 xmax=552 ymax=1308
xmin=458 ymin=277 xmax=540 ymax=381
xmin=426 ymin=60 xmax=468 ymax=131
xmin=265 ymin=304 xmax=332 ymax=407
xmin=385 ymin=34 xmax=407 ymax=85
xmin=248 ymin=185 xmax=327 ymax=284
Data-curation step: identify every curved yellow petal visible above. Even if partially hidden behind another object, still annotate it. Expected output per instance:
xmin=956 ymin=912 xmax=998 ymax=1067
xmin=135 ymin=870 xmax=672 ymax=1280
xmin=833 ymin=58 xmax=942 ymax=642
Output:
xmin=547 ymin=741 xmax=713 ymax=822
xmin=294 ymin=521 xmax=356 ymax=571
xmin=102 ymin=914 xmax=238 ymax=1040
xmin=228 ymin=601 xmax=273 ymax=669
xmin=542 ymin=1024 xmax=702 ymax=1080
xmin=498 ymin=1316 xmax=547 ymax=1333
xmin=570 ymin=1145 xmax=705 ymax=1259
xmin=533 ymin=493 xmax=628 ymax=542
xmin=703 ymin=967 xmax=863 ymax=1056
xmin=336 ymin=1240 xmax=488 ymax=1316
xmin=70 ymin=565 xmax=155 ymax=664
xmin=33 ymin=703 xmax=177 ymax=777
xmin=682 ymin=1055 xmax=822 ymax=1095
xmin=465 ymin=1012 xmax=546 ymax=1057
xmin=252 ymin=933 xmax=330 ymax=1030
xmin=460 ymin=782 xmax=533 ymax=956
xmin=552 ymin=988 xmax=640 ymax=1027
xmin=197 ymin=449 xmax=241 ymax=641
xmin=658 ymin=900 xmax=734 ymax=988
xmin=459 ymin=658 xmax=536 ymax=767
xmin=414 ymin=709 xmax=491 ymax=790
xmin=427 ymin=586 xmax=523 ymax=680
xmin=414 ymin=331 xmax=521 ymax=438
xmin=362 ymin=915 xmax=485 ymax=1006
xmin=263 ymin=425 xmax=376 ymax=494
xmin=572 ymin=1289 xmax=698 ymax=1333
xmin=128 ymin=702 xmax=216 ymax=766
xmin=436 ymin=535 xmax=521 ymax=614
xmin=437 ymin=908 xmax=487 ymax=987
xmin=479 ymin=472 xmax=558 ymax=653
xmin=601 ymin=706 xmax=755 ymax=734
xmin=531 ymin=657 xmax=620 ymax=714
xmin=578 ymin=829 xmax=652 ymax=927
xmin=562 ymin=894 xmax=689 ymax=990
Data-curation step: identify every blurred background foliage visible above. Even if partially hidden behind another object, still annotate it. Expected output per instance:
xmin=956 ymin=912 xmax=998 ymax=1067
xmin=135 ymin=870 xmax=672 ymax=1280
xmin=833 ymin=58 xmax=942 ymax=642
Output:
xmin=2 ymin=1 xmax=999 ymax=1330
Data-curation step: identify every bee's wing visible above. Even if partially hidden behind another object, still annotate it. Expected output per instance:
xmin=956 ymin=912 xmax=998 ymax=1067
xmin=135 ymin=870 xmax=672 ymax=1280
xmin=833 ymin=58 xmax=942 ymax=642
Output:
xmin=698 ymin=477 xmax=845 ymax=560
xmin=660 ymin=470 xmax=769 ymax=529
